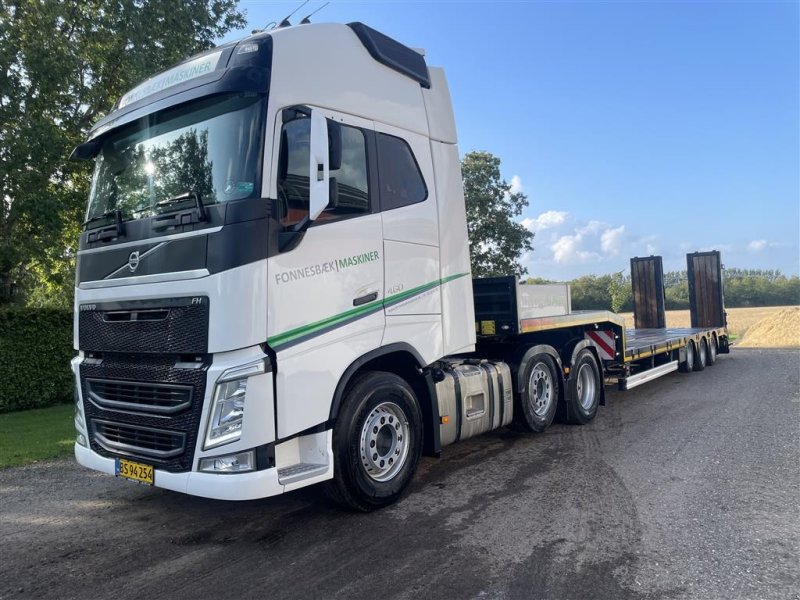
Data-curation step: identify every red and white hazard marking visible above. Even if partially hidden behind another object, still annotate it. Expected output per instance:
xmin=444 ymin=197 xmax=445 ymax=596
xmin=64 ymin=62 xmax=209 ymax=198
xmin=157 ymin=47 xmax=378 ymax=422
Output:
xmin=585 ymin=330 xmax=617 ymax=360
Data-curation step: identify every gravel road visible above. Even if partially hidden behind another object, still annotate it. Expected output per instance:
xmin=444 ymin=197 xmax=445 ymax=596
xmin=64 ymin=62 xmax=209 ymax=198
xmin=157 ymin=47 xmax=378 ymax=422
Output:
xmin=1 ymin=348 xmax=798 ymax=600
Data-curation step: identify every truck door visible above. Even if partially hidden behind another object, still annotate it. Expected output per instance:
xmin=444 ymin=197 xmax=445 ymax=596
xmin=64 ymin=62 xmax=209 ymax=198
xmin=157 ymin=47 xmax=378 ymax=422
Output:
xmin=267 ymin=107 xmax=384 ymax=438
xmin=375 ymin=123 xmax=443 ymax=362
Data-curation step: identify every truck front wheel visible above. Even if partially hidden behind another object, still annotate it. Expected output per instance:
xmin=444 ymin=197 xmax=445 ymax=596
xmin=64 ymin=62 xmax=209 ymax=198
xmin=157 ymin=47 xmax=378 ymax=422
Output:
xmin=565 ymin=349 xmax=601 ymax=425
xmin=325 ymin=371 xmax=422 ymax=512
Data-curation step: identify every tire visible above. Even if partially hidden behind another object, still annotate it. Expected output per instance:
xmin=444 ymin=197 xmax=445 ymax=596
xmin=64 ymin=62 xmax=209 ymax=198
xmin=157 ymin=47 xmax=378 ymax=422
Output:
xmin=707 ymin=336 xmax=717 ymax=366
xmin=564 ymin=349 xmax=601 ymax=425
xmin=679 ymin=341 xmax=695 ymax=373
xmin=516 ymin=354 xmax=559 ymax=432
xmin=324 ymin=371 xmax=422 ymax=512
xmin=693 ymin=338 xmax=708 ymax=372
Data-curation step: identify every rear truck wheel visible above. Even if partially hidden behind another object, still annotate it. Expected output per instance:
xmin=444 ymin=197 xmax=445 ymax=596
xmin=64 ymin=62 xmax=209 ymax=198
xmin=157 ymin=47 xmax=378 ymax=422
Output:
xmin=324 ymin=371 xmax=422 ymax=512
xmin=693 ymin=338 xmax=708 ymax=372
xmin=565 ymin=349 xmax=601 ymax=425
xmin=517 ymin=354 xmax=559 ymax=432
xmin=707 ymin=336 xmax=718 ymax=366
xmin=679 ymin=341 xmax=695 ymax=373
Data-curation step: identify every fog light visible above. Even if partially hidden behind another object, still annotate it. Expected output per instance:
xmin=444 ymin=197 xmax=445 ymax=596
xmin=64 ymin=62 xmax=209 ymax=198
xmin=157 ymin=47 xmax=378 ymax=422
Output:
xmin=76 ymin=433 xmax=88 ymax=447
xmin=199 ymin=450 xmax=255 ymax=474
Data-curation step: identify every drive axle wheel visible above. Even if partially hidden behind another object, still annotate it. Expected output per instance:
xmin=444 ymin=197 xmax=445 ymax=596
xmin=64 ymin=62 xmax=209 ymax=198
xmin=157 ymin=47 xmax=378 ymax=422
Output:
xmin=565 ymin=349 xmax=601 ymax=425
xmin=325 ymin=371 xmax=422 ymax=512
xmin=517 ymin=354 xmax=559 ymax=432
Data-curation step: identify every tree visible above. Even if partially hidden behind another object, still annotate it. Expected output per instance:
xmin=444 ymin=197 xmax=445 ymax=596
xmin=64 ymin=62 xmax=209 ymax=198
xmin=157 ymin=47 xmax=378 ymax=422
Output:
xmin=607 ymin=270 xmax=632 ymax=313
xmin=0 ymin=0 xmax=245 ymax=306
xmin=461 ymin=151 xmax=533 ymax=277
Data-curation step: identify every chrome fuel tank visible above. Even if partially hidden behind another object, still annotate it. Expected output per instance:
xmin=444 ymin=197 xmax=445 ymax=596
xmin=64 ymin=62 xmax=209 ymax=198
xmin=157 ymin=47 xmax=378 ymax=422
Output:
xmin=436 ymin=360 xmax=513 ymax=447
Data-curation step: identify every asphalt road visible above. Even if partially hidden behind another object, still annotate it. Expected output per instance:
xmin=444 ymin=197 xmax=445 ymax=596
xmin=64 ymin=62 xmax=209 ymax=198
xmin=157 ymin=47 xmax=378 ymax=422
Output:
xmin=1 ymin=348 xmax=798 ymax=600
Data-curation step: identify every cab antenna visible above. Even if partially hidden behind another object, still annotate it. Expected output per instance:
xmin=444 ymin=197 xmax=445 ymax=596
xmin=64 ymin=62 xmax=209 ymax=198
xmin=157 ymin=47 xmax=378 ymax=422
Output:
xmin=278 ymin=0 xmax=310 ymax=28
xmin=300 ymin=2 xmax=330 ymax=24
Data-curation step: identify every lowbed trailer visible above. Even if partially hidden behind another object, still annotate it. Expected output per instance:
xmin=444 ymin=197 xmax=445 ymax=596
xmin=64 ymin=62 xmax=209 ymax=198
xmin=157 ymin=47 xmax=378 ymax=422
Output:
xmin=469 ymin=251 xmax=728 ymax=429
xmin=69 ymin=22 xmax=729 ymax=511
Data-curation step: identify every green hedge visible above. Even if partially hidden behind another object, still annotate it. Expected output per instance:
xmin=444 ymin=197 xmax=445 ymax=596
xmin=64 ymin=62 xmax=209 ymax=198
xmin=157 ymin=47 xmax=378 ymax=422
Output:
xmin=0 ymin=308 xmax=74 ymax=412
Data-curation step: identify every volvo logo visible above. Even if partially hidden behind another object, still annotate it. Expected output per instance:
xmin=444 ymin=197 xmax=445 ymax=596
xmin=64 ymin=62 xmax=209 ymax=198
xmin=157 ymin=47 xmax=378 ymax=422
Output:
xmin=128 ymin=251 xmax=140 ymax=272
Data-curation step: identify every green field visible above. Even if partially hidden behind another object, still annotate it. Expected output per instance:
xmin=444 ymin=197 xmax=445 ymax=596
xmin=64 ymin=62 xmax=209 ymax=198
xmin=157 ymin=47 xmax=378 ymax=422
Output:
xmin=0 ymin=403 xmax=75 ymax=468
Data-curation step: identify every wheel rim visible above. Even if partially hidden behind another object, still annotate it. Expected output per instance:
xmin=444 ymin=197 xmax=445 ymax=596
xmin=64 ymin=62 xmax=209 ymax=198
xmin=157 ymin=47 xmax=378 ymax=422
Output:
xmin=528 ymin=363 xmax=554 ymax=417
xmin=359 ymin=401 xmax=410 ymax=482
xmin=710 ymin=338 xmax=717 ymax=361
xmin=576 ymin=363 xmax=596 ymax=410
xmin=699 ymin=340 xmax=707 ymax=365
xmin=686 ymin=343 xmax=694 ymax=370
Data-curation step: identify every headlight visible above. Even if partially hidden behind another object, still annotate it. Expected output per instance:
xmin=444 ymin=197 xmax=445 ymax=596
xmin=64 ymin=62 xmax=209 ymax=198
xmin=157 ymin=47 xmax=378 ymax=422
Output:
xmin=74 ymin=382 xmax=86 ymax=432
xmin=204 ymin=360 xmax=265 ymax=450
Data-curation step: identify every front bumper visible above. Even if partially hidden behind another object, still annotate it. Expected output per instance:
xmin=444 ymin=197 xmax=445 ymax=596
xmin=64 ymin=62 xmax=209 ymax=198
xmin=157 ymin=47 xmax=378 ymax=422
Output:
xmin=75 ymin=428 xmax=334 ymax=501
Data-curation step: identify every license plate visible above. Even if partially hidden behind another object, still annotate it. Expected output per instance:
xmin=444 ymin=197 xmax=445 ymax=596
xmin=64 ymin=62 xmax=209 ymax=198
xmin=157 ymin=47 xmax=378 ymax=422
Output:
xmin=115 ymin=458 xmax=154 ymax=485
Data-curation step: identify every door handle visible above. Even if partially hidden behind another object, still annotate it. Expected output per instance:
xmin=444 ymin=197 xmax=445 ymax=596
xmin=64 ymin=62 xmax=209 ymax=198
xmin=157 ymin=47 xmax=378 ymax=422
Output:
xmin=353 ymin=292 xmax=378 ymax=307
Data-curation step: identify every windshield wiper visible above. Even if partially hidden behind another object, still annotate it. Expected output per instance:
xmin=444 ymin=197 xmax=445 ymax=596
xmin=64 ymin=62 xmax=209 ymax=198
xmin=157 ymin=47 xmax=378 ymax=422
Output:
xmin=152 ymin=191 xmax=207 ymax=232
xmin=83 ymin=208 xmax=126 ymax=240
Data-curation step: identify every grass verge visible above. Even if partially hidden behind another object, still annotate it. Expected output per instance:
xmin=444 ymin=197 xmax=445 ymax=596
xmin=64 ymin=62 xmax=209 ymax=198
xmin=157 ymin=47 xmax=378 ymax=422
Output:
xmin=0 ymin=403 xmax=75 ymax=469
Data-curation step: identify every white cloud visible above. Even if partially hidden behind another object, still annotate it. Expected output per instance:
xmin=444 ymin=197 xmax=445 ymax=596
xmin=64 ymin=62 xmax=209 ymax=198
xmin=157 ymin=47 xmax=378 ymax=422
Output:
xmin=745 ymin=239 xmax=782 ymax=252
xmin=521 ymin=210 xmax=568 ymax=232
xmin=550 ymin=232 xmax=603 ymax=264
xmin=547 ymin=221 xmax=627 ymax=265
xmin=509 ymin=174 xmax=523 ymax=195
xmin=600 ymin=225 xmax=625 ymax=255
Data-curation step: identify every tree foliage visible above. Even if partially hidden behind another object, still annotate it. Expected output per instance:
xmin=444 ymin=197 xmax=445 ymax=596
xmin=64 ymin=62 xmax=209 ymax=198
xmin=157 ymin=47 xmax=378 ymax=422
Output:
xmin=528 ymin=269 xmax=799 ymax=312
xmin=0 ymin=0 xmax=245 ymax=306
xmin=461 ymin=151 xmax=533 ymax=277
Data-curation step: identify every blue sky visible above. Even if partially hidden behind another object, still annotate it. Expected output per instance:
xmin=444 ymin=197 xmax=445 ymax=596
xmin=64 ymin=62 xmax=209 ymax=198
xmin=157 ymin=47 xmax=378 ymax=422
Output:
xmin=224 ymin=1 xmax=799 ymax=279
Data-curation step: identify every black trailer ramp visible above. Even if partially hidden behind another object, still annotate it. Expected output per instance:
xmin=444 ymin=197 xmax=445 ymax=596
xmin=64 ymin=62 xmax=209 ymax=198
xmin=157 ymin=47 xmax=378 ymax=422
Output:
xmin=687 ymin=250 xmax=727 ymax=329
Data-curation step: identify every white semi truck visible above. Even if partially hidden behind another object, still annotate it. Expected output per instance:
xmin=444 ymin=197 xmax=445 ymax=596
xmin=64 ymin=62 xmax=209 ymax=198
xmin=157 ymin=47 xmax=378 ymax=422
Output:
xmin=71 ymin=22 xmax=729 ymax=511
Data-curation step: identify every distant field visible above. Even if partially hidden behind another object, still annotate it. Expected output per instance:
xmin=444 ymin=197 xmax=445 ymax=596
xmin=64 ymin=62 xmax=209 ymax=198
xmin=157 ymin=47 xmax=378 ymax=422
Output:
xmin=618 ymin=305 xmax=800 ymax=345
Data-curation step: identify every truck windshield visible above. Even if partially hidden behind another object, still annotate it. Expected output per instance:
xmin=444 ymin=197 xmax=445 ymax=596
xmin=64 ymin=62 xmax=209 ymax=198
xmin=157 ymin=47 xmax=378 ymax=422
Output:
xmin=86 ymin=92 xmax=265 ymax=225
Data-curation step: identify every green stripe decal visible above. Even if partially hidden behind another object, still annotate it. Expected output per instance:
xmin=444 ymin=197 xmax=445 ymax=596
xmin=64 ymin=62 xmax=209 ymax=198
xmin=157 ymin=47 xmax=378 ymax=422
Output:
xmin=268 ymin=272 xmax=469 ymax=349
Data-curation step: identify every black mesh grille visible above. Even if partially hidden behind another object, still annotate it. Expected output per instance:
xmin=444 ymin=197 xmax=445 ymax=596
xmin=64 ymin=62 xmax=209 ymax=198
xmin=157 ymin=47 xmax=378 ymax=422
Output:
xmin=80 ymin=354 xmax=209 ymax=472
xmin=78 ymin=297 xmax=209 ymax=354
xmin=87 ymin=379 xmax=192 ymax=414
xmin=92 ymin=420 xmax=185 ymax=459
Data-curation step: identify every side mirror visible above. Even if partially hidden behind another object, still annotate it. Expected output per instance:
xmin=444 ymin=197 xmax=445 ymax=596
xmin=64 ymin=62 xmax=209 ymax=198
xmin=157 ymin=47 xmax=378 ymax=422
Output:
xmin=308 ymin=109 xmax=329 ymax=221
xmin=328 ymin=120 xmax=342 ymax=171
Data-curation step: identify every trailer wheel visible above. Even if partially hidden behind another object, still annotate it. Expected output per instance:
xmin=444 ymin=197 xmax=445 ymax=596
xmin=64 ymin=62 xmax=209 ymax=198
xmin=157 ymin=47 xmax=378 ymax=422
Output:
xmin=324 ymin=371 xmax=422 ymax=512
xmin=693 ymin=338 xmax=708 ymax=371
xmin=678 ymin=341 xmax=695 ymax=373
xmin=565 ymin=349 xmax=601 ymax=425
xmin=517 ymin=354 xmax=559 ymax=432
xmin=706 ymin=336 xmax=717 ymax=366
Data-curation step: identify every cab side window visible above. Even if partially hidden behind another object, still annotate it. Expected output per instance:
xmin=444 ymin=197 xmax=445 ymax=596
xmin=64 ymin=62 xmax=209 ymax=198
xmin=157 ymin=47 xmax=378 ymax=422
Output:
xmin=277 ymin=116 xmax=370 ymax=227
xmin=277 ymin=117 xmax=310 ymax=228
xmin=324 ymin=125 xmax=369 ymax=220
xmin=376 ymin=133 xmax=427 ymax=210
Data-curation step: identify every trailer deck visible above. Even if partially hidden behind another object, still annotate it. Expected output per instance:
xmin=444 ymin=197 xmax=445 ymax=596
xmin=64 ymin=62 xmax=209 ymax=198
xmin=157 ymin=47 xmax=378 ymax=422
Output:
xmin=623 ymin=326 xmax=727 ymax=362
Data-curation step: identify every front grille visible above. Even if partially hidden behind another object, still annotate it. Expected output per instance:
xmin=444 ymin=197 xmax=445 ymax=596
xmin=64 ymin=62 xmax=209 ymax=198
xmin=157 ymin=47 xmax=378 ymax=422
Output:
xmin=78 ymin=297 xmax=209 ymax=354
xmin=80 ymin=353 xmax=209 ymax=472
xmin=87 ymin=379 xmax=192 ymax=414
xmin=92 ymin=420 xmax=185 ymax=459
